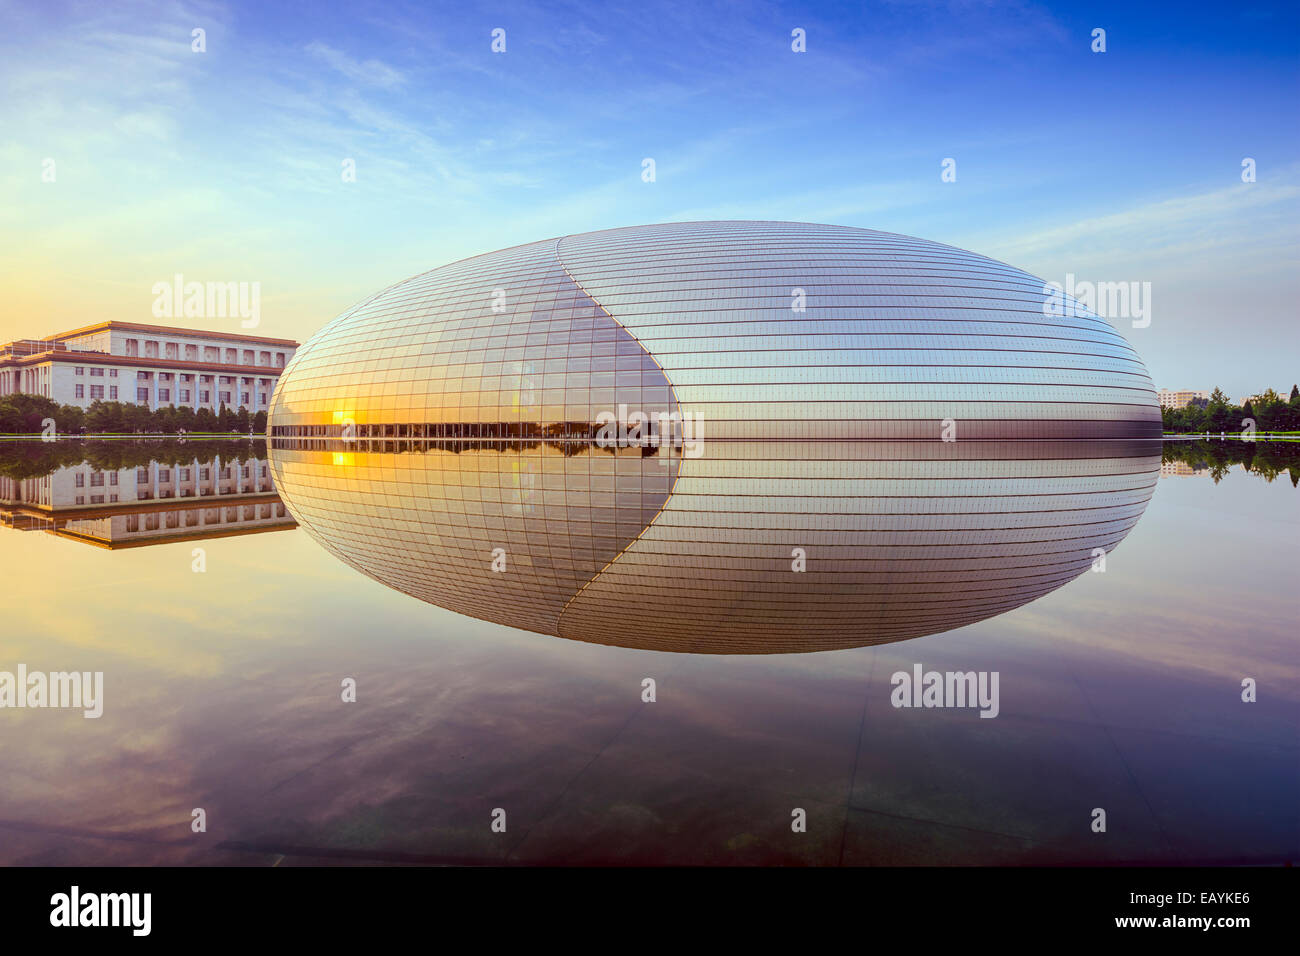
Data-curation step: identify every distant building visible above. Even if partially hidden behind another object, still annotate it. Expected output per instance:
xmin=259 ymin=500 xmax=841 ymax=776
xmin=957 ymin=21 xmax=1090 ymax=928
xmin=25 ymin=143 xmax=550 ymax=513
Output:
xmin=1157 ymin=389 xmax=1210 ymax=410
xmin=1160 ymin=461 xmax=1208 ymax=478
xmin=0 ymin=455 xmax=294 ymax=548
xmin=0 ymin=321 xmax=298 ymax=412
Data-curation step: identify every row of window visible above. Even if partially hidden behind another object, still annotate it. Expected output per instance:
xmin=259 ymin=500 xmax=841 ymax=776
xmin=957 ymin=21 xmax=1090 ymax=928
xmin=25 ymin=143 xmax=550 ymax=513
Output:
xmin=136 ymin=465 xmax=264 ymax=481
xmin=74 ymin=385 xmax=114 ymax=399
xmin=120 ymin=339 xmax=287 ymax=367
xmin=120 ymin=504 xmax=289 ymax=530
xmin=74 ymin=472 xmax=118 ymax=487
xmin=129 ymin=372 xmax=272 ymax=385
xmin=77 ymin=368 xmax=273 ymax=386
xmin=75 ymin=367 xmax=272 ymax=384
xmin=72 ymin=465 xmax=268 ymax=486
xmin=136 ymin=484 xmax=272 ymax=499
xmin=74 ymin=383 xmax=270 ymax=404
xmin=68 ymin=501 xmax=288 ymax=520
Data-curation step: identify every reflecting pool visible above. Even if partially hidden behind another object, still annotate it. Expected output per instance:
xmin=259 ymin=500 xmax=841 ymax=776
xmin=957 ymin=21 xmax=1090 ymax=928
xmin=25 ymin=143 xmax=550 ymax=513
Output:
xmin=0 ymin=438 xmax=1294 ymax=865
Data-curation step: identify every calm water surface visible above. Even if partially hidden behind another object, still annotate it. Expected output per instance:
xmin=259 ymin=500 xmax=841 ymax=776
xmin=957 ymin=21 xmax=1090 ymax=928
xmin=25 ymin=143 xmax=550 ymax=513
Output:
xmin=0 ymin=439 xmax=1295 ymax=865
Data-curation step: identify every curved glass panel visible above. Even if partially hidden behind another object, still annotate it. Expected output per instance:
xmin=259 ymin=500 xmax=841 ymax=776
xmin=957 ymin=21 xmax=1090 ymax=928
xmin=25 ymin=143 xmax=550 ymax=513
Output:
xmin=268 ymin=221 xmax=1163 ymax=652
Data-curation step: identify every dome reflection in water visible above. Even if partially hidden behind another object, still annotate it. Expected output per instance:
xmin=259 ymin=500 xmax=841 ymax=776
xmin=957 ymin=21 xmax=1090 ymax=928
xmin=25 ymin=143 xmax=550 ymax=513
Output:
xmin=268 ymin=437 xmax=1159 ymax=654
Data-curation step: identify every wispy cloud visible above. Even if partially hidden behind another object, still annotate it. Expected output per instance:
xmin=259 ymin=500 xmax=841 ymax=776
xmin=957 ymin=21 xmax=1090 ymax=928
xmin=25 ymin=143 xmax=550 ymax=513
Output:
xmin=977 ymin=176 xmax=1300 ymax=266
xmin=305 ymin=41 xmax=405 ymax=89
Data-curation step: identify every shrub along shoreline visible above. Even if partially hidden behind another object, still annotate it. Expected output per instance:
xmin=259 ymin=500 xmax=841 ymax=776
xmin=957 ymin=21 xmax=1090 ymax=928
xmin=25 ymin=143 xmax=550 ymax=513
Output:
xmin=0 ymin=392 xmax=267 ymax=435
xmin=1161 ymin=386 xmax=1299 ymax=434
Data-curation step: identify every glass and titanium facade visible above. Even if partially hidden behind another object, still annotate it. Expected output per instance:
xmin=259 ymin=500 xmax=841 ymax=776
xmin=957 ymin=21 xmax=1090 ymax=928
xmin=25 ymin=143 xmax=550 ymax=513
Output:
xmin=269 ymin=221 xmax=1162 ymax=652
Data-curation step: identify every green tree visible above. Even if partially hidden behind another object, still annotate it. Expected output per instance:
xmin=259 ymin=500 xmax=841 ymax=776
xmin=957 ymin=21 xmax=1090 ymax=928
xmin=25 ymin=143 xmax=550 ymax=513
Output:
xmin=126 ymin=402 xmax=153 ymax=434
xmin=57 ymin=404 xmax=85 ymax=434
xmin=174 ymin=405 xmax=197 ymax=433
xmin=0 ymin=393 xmax=60 ymax=432
xmin=0 ymin=399 xmax=22 ymax=433
xmin=155 ymin=404 xmax=177 ymax=434
xmin=1205 ymin=387 xmax=1232 ymax=432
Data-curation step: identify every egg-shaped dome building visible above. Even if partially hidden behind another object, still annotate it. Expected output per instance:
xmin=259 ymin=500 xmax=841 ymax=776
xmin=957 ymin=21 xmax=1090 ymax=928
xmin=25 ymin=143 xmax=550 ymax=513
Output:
xmin=268 ymin=221 xmax=1161 ymax=652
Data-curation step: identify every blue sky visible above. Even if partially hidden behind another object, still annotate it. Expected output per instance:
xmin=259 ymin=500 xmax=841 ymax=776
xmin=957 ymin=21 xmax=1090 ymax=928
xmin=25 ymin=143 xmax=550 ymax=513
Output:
xmin=1 ymin=0 xmax=1297 ymax=396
